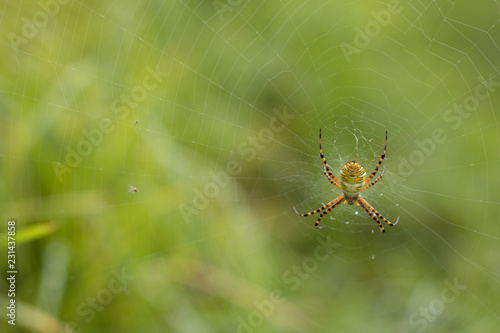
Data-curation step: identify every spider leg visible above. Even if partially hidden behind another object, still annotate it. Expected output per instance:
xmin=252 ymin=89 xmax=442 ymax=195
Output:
xmin=361 ymin=167 xmax=385 ymax=192
xmin=320 ymin=128 xmax=342 ymax=190
xmin=358 ymin=196 xmax=399 ymax=228
xmin=293 ymin=194 xmax=344 ymax=217
xmin=357 ymin=197 xmax=385 ymax=232
xmin=365 ymin=130 xmax=387 ymax=184
xmin=315 ymin=195 xmax=346 ymax=229
xmin=323 ymin=165 xmax=341 ymax=188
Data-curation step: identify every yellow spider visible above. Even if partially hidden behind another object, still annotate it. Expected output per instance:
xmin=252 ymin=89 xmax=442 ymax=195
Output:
xmin=293 ymin=129 xmax=399 ymax=232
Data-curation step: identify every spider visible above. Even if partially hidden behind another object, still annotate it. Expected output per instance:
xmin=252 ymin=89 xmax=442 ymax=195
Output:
xmin=293 ymin=129 xmax=399 ymax=232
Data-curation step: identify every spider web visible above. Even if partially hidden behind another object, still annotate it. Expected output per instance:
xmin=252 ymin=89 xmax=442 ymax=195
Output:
xmin=1 ymin=0 xmax=500 ymax=332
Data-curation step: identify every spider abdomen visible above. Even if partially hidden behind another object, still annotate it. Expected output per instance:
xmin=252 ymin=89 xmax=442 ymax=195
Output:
xmin=340 ymin=161 xmax=366 ymax=204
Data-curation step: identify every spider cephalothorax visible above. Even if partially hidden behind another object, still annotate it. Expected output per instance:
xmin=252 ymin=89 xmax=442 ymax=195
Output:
xmin=293 ymin=129 xmax=399 ymax=232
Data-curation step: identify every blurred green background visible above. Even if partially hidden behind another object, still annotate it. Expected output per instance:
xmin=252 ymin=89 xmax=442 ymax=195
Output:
xmin=1 ymin=0 xmax=500 ymax=332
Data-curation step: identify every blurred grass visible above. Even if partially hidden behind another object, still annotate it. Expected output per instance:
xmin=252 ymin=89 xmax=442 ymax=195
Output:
xmin=1 ymin=0 xmax=500 ymax=332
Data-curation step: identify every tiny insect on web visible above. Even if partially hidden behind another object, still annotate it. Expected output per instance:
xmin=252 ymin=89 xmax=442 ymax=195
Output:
xmin=293 ymin=129 xmax=399 ymax=232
